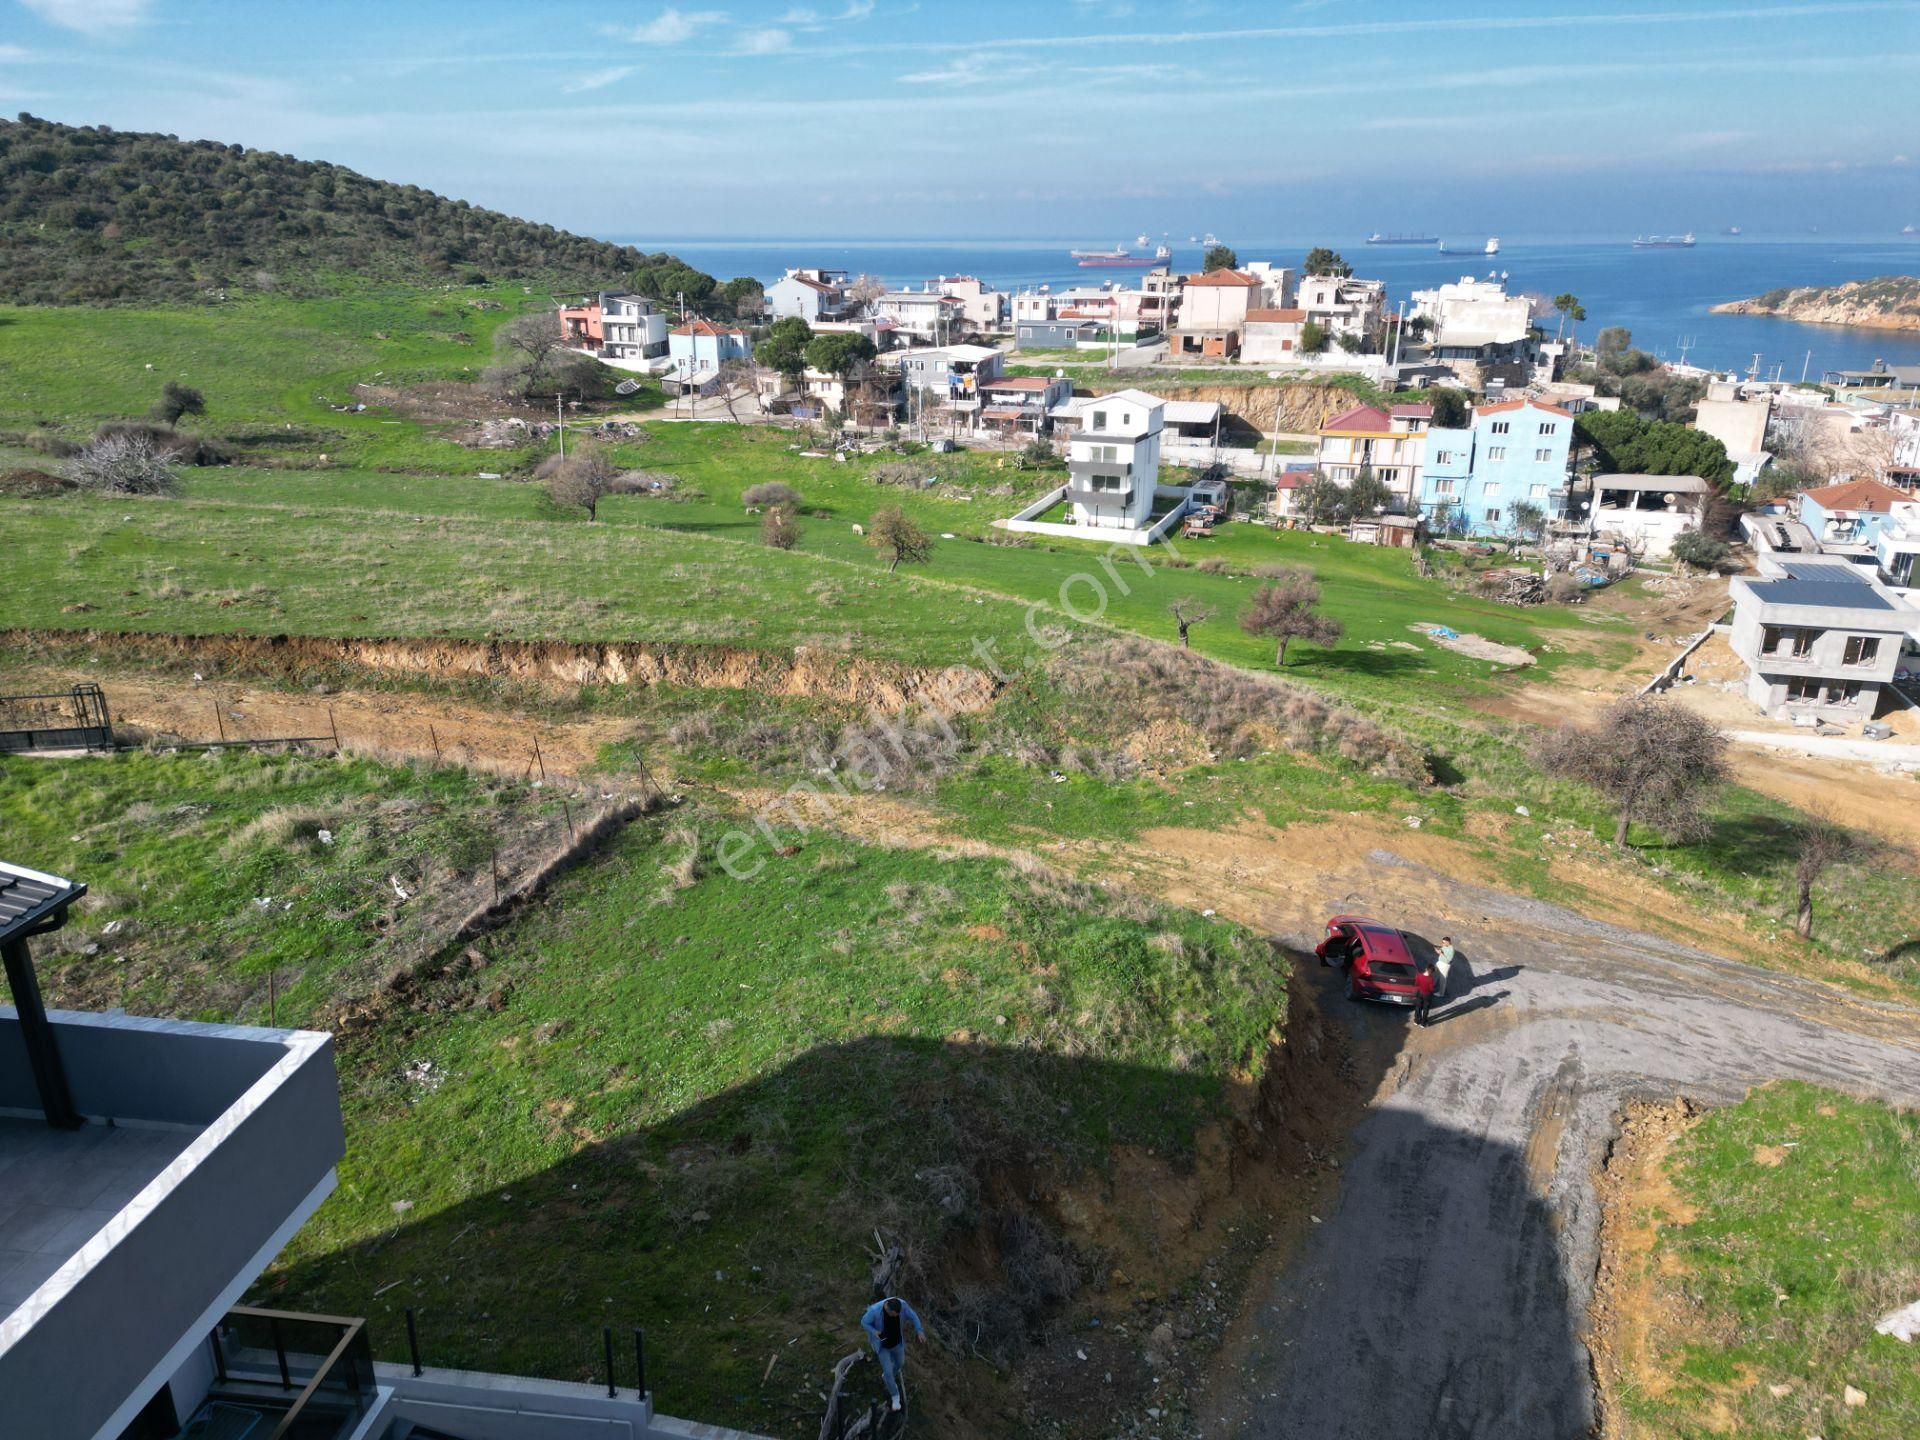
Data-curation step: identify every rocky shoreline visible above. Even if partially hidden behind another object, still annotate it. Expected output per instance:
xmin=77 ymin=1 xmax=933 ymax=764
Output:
xmin=1711 ymin=275 xmax=1920 ymax=331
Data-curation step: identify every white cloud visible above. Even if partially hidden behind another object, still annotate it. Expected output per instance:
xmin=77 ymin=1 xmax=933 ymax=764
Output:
xmin=778 ymin=5 xmax=821 ymax=19
xmin=900 ymin=52 xmax=1012 ymax=86
xmin=0 ymin=44 xmax=32 ymax=61
xmin=562 ymin=65 xmax=636 ymax=94
xmin=839 ymin=1 xmax=876 ymax=17
xmin=20 ymin=0 xmax=151 ymax=37
xmin=616 ymin=8 xmax=729 ymax=45
xmin=734 ymin=27 xmax=793 ymax=54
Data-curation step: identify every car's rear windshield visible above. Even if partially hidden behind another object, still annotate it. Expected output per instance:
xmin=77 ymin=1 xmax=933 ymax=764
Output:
xmin=1369 ymin=961 xmax=1416 ymax=982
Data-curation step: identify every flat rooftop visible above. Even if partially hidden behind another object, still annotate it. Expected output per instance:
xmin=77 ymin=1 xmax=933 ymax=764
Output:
xmin=0 ymin=1116 xmax=203 ymax=1318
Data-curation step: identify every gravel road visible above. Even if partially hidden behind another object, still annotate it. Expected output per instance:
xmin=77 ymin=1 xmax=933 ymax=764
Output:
xmin=1217 ymin=851 xmax=1920 ymax=1440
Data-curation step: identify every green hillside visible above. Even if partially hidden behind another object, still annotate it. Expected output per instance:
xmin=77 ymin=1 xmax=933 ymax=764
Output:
xmin=0 ymin=114 xmax=715 ymax=305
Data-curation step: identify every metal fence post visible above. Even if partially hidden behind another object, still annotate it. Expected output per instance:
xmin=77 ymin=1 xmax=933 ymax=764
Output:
xmin=405 ymin=1307 xmax=422 ymax=1378
xmin=603 ymin=1326 xmax=616 ymax=1399
xmin=632 ymin=1327 xmax=647 ymax=1400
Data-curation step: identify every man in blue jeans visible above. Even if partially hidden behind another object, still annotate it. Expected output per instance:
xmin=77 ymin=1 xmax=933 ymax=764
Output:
xmin=860 ymin=1295 xmax=925 ymax=1411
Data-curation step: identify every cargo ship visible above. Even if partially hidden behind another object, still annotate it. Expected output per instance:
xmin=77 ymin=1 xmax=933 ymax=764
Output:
xmin=1367 ymin=232 xmax=1438 ymax=245
xmin=1071 ymin=243 xmax=1172 ymax=268
xmin=1631 ymin=232 xmax=1696 ymax=248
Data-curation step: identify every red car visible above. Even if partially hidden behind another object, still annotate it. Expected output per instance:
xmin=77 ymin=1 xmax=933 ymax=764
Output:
xmin=1315 ymin=916 xmax=1422 ymax=1007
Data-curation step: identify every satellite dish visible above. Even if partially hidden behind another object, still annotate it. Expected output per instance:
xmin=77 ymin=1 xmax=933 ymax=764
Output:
xmin=1664 ymin=493 xmax=1678 ymax=505
xmin=1056 ymin=368 xmax=1065 ymax=377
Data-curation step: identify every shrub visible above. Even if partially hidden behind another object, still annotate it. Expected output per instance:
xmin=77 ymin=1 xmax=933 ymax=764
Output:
xmin=761 ymin=503 xmax=799 ymax=550
xmin=742 ymin=481 xmax=801 ymax=510
xmin=23 ymin=430 xmax=79 ymax=459
xmin=67 ymin=431 xmax=180 ymax=496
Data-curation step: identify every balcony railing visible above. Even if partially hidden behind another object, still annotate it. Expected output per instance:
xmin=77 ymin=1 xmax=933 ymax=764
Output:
xmin=201 ymin=1307 xmax=377 ymax=1440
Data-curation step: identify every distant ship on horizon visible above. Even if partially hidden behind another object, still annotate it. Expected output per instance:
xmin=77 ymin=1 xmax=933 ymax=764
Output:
xmin=1632 ymin=232 xmax=1697 ymax=249
xmin=1071 ymin=242 xmax=1172 ymax=268
xmin=1368 ymin=232 xmax=1438 ymax=245
xmin=1724 ymin=225 xmax=1742 ymax=236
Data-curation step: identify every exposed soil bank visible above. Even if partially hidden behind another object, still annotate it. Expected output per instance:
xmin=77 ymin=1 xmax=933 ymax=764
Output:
xmin=1 ymin=628 xmax=997 ymax=714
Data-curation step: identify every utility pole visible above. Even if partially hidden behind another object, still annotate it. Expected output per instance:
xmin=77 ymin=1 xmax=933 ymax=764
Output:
xmin=1800 ymin=349 xmax=1812 ymax=384
xmin=556 ymin=392 xmax=565 ymax=459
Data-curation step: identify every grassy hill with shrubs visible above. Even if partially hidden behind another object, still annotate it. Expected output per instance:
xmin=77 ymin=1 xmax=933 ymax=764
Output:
xmin=0 ymin=114 xmax=723 ymax=305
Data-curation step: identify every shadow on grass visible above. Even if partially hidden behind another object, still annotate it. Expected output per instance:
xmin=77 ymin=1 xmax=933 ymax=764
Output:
xmin=1291 ymin=648 xmax=1431 ymax=681
xmin=267 ymin=963 xmax=1591 ymax=1437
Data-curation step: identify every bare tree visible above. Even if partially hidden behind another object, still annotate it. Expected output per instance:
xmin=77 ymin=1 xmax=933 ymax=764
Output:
xmin=1533 ymin=694 xmax=1729 ymax=847
xmin=1791 ymin=810 xmax=1884 ymax=941
xmin=867 ymin=505 xmax=934 ymax=573
xmin=545 ymin=442 xmax=615 ymax=520
xmin=716 ymin=357 xmax=758 ymax=424
xmin=848 ymin=273 xmax=888 ymax=310
xmin=496 ymin=311 xmax=565 ymax=397
xmin=761 ymin=503 xmax=800 ymax=550
xmin=1168 ymin=598 xmax=1213 ymax=648
xmin=1238 ymin=570 xmax=1342 ymax=667
xmin=1841 ymin=428 xmax=1898 ymax=486
xmin=66 ymin=431 xmax=180 ymax=495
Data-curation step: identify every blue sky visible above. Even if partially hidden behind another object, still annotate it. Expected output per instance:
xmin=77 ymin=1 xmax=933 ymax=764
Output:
xmin=4 ymin=0 xmax=1918 ymax=241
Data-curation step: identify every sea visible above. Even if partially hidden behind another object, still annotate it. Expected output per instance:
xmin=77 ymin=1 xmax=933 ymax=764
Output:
xmin=615 ymin=234 xmax=1920 ymax=381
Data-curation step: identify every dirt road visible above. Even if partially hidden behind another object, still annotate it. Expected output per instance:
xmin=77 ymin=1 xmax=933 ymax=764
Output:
xmin=1210 ymin=852 xmax=1920 ymax=1440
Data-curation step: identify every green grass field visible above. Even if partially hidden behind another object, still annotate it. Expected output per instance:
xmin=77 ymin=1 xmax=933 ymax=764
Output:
xmin=0 ymin=747 xmax=563 ymax=1025
xmin=242 ymin=798 xmax=1282 ymax=1431
xmin=0 ymin=285 xmax=545 ymax=472
xmin=1621 ymin=1083 xmax=1920 ymax=1439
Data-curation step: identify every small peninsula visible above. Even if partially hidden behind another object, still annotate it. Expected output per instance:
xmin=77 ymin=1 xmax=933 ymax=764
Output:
xmin=1711 ymin=275 xmax=1920 ymax=330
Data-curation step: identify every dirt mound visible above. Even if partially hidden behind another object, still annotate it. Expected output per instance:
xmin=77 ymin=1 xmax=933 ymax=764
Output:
xmin=3 ymin=628 xmax=999 ymax=714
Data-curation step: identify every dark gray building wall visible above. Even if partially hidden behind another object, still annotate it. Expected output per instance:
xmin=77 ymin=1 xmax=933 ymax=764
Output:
xmin=1017 ymin=322 xmax=1092 ymax=349
xmin=0 ymin=1013 xmax=344 ymax=1440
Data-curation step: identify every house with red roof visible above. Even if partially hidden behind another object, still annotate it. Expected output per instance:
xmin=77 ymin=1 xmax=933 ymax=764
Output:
xmin=665 ymin=318 xmax=752 ymax=394
xmin=1797 ymin=476 xmax=1912 ymax=553
xmin=1314 ymin=401 xmax=1434 ymax=504
xmin=1169 ymin=269 xmax=1266 ymax=358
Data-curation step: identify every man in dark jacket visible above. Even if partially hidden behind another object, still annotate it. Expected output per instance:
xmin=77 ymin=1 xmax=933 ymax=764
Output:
xmin=860 ymin=1295 xmax=925 ymax=1412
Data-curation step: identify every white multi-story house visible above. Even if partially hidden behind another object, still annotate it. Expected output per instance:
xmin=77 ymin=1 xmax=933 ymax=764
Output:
xmin=931 ymin=275 xmax=1007 ymax=333
xmin=1408 ymin=274 xmax=1536 ymax=388
xmin=557 ymin=291 xmax=669 ymax=366
xmin=871 ymin=288 xmax=968 ymax=344
xmin=1728 ymin=559 xmax=1916 ymax=719
xmin=1296 ymin=273 xmax=1388 ymax=349
xmin=1315 ymin=402 xmax=1433 ymax=506
xmin=1873 ymin=498 xmax=1920 ymax=594
xmin=765 ymin=267 xmax=855 ymax=323
xmin=1065 ymin=389 xmax=1165 ymax=530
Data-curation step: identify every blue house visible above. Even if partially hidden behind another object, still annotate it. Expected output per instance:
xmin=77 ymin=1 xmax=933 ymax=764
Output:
xmin=1416 ymin=399 xmax=1572 ymax=537
xmin=1796 ymin=477 xmax=1910 ymax=555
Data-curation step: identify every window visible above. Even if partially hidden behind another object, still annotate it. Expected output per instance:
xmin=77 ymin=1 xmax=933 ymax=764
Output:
xmin=1786 ymin=676 xmax=1823 ymax=702
xmin=1482 ymin=481 xmax=1498 ymax=496
xmin=1434 ymin=449 xmax=1454 ymax=465
xmin=1433 ymin=479 xmax=1457 ymax=496
xmin=1539 ymin=422 xmax=1558 ymax=436
xmin=1092 ymin=473 xmax=1124 ymax=493
xmin=1529 ymin=484 xmax=1549 ymax=499
xmin=1488 ymin=446 xmax=1506 ymax=461
xmin=1844 ymin=635 xmax=1881 ymax=666
xmin=1765 ymin=626 xmax=1818 ymax=658
xmin=1092 ymin=409 xmax=1107 ymax=430
xmin=1535 ymin=448 xmax=1553 ymax=462
xmin=1484 ymin=508 xmax=1502 ymax=523
xmin=1490 ymin=420 xmax=1511 ymax=434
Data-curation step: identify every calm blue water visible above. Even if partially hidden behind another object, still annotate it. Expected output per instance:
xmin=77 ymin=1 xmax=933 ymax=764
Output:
xmin=616 ymin=235 xmax=1920 ymax=380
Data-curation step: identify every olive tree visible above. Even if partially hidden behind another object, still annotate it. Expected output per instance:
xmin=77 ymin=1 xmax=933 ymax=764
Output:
xmin=1239 ymin=570 xmax=1342 ymax=668
xmin=867 ymin=505 xmax=933 ymax=573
